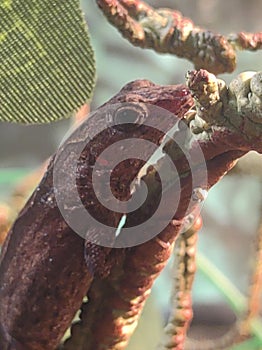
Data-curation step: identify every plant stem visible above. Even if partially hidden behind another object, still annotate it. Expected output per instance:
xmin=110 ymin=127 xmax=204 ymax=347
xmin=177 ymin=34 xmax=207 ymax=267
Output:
xmin=197 ymin=252 xmax=262 ymax=344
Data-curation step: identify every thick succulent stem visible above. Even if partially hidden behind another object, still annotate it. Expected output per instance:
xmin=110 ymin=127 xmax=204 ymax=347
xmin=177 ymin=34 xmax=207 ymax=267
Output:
xmin=96 ymin=0 xmax=262 ymax=74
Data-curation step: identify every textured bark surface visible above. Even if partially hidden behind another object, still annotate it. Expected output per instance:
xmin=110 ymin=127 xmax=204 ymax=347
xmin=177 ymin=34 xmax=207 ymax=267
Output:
xmin=96 ymin=0 xmax=262 ymax=74
xmin=0 ymin=70 xmax=261 ymax=350
xmin=61 ymin=70 xmax=262 ymax=349
xmin=0 ymin=80 xmax=193 ymax=350
xmin=0 ymin=165 xmax=93 ymax=350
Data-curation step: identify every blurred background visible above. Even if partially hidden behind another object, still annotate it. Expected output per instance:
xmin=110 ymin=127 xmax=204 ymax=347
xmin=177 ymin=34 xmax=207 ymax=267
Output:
xmin=0 ymin=0 xmax=261 ymax=348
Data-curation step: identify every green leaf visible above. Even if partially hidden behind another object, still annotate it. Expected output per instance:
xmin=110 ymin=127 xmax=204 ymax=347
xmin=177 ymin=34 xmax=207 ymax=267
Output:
xmin=0 ymin=0 xmax=96 ymax=124
xmin=229 ymin=338 xmax=262 ymax=350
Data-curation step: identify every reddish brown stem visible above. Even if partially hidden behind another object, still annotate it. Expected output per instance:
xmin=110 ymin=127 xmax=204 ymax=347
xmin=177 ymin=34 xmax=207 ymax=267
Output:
xmin=0 ymin=71 xmax=261 ymax=350
xmin=160 ymin=216 xmax=202 ymax=350
xmin=97 ymin=0 xmax=261 ymax=74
